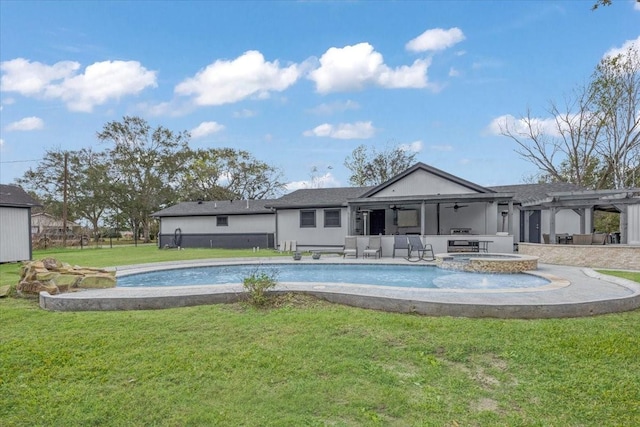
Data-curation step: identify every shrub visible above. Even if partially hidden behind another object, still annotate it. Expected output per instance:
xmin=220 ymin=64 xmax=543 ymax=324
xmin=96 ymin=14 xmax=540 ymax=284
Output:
xmin=243 ymin=268 xmax=278 ymax=306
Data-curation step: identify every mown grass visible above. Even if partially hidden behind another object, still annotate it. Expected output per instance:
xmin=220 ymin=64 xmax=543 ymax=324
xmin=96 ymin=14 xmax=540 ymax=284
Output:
xmin=1 ymin=247 xmax=639 ymax=425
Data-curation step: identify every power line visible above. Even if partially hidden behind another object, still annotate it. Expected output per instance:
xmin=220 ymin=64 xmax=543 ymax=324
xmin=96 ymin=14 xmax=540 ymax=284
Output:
xmin=0 ymin=159 xmax=42 ymax=164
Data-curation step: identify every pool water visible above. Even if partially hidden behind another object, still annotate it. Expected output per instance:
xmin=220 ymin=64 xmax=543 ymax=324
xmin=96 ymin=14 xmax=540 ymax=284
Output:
xmin=117 ymin=264 xmax=549 ymax=290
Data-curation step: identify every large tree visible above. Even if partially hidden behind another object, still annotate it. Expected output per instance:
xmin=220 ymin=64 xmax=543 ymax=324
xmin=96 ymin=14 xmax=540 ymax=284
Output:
xmin=590 ymin=45 xmax=640 ymax=188
xmin=16 ymin=148 xmax=111 ymax=241
xmin=179 ymin=148 xmax=285 ymax=201
xmin=98 ymin=116 xmax=191 ymax=242
xmin=498 ymin=46 xmax=639 ymax=189
xmin=344 ymin=143 xmax=417 ymax=186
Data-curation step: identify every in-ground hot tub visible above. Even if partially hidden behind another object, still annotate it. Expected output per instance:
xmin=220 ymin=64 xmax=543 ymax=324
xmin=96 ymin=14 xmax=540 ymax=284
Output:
xmin=435 ymin=253 xmax=539 ymax=273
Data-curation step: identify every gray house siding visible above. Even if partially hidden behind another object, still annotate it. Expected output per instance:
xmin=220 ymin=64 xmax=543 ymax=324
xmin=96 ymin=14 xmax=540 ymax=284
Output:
xmin=275 ymin=208 xmax=349 ymax=250
xmin=156 ymin=212 xmax=276 ymax=249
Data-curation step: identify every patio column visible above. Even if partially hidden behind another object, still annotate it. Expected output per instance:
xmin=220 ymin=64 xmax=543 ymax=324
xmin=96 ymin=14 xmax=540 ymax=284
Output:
xmin=420 ymin=201 xmax=426 ymax=235
xmin=549 ymin=207 xmax=557 ymax=243
xmin=362 ymin=211 xmax=369 ymax=236
xmin=577 ymin=208 xmax=586 ymax=234
xmin=618 ymin=204 xmax=628 ymax=244
xmin=508 ymin=201 xmax=514 ymax=235
xmin=347 ymin=206 xmax=353 ymax=235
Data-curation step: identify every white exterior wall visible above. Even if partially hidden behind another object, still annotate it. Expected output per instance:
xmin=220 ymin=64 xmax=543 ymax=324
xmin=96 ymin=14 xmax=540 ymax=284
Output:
xmin=628 ymin=204 xmax=640 ymax=245
xmin=374 ymin=169 xmax=478 ymax=197
xmin=541 ymin=209 xmax=587 ymax=235
xmin=276 ymin=208 xmax=348 ymax=248
xmin=438 ymin=203 xmax=498 ymax=235
xmin=0 ymin=206 xmax=31 ymax=263
xmin=160 ymin=214 xmax=274 ymax=234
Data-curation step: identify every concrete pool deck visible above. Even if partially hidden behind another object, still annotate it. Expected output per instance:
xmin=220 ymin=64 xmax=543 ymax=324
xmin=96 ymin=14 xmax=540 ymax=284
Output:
xmin=39 ymin=256 xmax=640 ymax=318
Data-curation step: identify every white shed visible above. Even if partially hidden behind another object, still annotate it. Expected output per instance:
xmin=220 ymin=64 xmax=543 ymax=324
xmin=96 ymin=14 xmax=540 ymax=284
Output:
xmin=0 ymin=185 xmax=41 ymax=263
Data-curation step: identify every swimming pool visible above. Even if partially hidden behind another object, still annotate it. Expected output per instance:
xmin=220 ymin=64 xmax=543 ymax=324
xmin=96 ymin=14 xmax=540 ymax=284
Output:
xmin=117 ymin=263 xmax=549 ymax=290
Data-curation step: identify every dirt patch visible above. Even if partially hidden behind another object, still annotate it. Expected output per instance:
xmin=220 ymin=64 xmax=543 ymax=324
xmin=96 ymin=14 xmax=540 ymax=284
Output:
xmin=471 ymin=397 xmax=499 ymax=412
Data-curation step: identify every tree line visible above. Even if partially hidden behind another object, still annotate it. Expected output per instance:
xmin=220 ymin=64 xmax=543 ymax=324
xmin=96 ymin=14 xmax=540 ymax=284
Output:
xmin=18 ymin=116 xmax=287 ymax=243
xmin=17 ymin=115 xmax=417 ymax=244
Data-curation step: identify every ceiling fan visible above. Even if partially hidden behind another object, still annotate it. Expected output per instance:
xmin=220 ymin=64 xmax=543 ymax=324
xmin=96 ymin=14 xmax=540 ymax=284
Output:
xmin=389 ymin=204 xmax=413 ymax=211
xmin=445 ymin=203 xmax=469 ymax=212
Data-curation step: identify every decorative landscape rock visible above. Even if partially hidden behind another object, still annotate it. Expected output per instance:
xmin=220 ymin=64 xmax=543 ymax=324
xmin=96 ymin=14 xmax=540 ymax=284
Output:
xmin=17 ymin=257 xmax=116 ymax=296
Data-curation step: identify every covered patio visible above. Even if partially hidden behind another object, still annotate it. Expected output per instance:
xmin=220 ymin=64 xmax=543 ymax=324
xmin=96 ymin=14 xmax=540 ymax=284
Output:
xmin=344 ymin=192 xmax=517 ymax=255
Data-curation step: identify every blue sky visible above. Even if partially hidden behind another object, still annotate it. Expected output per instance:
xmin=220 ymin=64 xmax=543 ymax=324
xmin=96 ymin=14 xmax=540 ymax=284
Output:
xmin=1 ymin=1 xmax=639 ymax=191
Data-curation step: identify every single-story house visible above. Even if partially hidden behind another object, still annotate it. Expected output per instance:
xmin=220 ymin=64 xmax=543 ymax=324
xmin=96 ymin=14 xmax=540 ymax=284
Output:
xmin=153 ymin=162 xmax=640 ymax=254
xmin=31 ymin=212 xmax=79 ymax=236
xmin=153 ymin=199 xmax=276 ymax=249
xmin=0 ymin=184 xmax=41 ymax=263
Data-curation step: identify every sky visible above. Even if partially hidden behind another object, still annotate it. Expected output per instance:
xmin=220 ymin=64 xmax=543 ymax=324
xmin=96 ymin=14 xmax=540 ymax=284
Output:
xmin=1 ymin=0 xmax=639 ymax=193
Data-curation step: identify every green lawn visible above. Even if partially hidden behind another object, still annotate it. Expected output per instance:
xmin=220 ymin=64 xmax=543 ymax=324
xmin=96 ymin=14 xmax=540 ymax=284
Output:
xmin=1 ymin=247 xmax=639 ymax=425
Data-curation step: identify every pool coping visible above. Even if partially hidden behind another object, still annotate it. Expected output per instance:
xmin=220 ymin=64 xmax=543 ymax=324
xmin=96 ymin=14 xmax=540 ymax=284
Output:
xmin=39 ymin=257 xmax=640 ymax=319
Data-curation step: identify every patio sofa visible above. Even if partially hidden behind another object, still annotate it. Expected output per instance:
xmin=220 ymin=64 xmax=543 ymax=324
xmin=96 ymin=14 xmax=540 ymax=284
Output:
xmin=572 ymin=233 xmax=607 ymax=245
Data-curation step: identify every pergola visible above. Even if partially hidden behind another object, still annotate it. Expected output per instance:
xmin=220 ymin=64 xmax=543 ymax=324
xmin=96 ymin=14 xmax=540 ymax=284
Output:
xmin=519 ymin=188 xmax=640 ymax=244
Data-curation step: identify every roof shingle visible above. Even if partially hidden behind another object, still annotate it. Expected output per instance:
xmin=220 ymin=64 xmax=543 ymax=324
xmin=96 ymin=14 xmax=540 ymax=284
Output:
xmin=0 ymin=184 xmax=41 ymax=208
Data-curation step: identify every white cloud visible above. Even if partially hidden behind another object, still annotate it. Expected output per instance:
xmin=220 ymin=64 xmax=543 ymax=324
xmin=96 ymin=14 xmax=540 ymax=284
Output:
xmin=399 ymin=140 xmax=424 ymax=153
xmin=1 ymin=58 xmax=79 ymax=95
xmin=1 ymin=58 xmax=157 ymax=112
xmin=0 ymin=138 xmax=4 ymax=149
xmin=308 ymin=43 xmax=429 ymax=93
xmin=233 ymin=109 xmax=257 ymax=118
xmin=429 ymin=144 xmax=453 ymax=152
xmin=308 ymin=99 xmax=360 ymax=115
xmin=604 ymin=36 xmax=640 ymax=59
xmin=405 ymin=28 xmax=465 ymax=52
xmin=635 ymin=1 xmax=640 ymax=11
xmin=487 ymin=114 xmax=560 ymax=137
xmin=190 ymin=121 xmax=225 ymax=139
xmin=175 ymin=50 xmax=301 ymax=106
xmin=285 ymin=172 xmax=341 ymax=191
xmin=6 ymin=116 xmax=44 ymax=131
xmin=48 ymin=61 xmax=157 ymax=112
xmin=448 ymin=67 xmax=460 ymax=77
xmin=303 ymin=121 xmax=376 ymax=139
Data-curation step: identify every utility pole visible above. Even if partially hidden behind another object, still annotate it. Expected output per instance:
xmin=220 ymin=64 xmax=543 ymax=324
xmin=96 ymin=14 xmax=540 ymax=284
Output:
xmin=62 ymin=152 xmax=69 ymax=247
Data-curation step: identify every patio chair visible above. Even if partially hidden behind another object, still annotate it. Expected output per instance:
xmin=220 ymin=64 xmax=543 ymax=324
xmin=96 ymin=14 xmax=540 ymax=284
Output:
xmin=343 ymin=236 xmax=358 ymax=258
xmin=407 ymin=235 xmax=434 ymax=262
xmin=392 ymin=235 xmax=410 ymax=258
xmin=363 ymin=236 xmax=382 ymax=258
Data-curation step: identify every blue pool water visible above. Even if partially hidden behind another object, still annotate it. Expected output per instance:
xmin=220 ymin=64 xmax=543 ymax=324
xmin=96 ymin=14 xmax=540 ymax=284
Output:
xmin=117 ymin=264 xmax=549 ymax=290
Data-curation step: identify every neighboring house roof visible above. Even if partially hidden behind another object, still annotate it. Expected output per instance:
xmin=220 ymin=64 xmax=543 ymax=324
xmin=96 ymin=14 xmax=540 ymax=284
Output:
xmin=0 ymin=184 xmax=41 ymax=208
xmin=152 ymin=199 xmax=275 ymax=217
xmin=489 ymin=182 xmax=585 ymax=204
xmin=361 ymin=162 xmax=495 ymax=198
xmin=266 ymin=186 xmax=373 ymax=209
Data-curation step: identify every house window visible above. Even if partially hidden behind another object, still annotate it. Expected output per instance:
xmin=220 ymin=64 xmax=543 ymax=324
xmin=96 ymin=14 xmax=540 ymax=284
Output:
xmin=324 ymin=209 xmax=341 ymax=227
xmin=300 ymin=210 xmax=316 ymax=228
xmin=216 ymin=216 xmax=228 ymax=226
